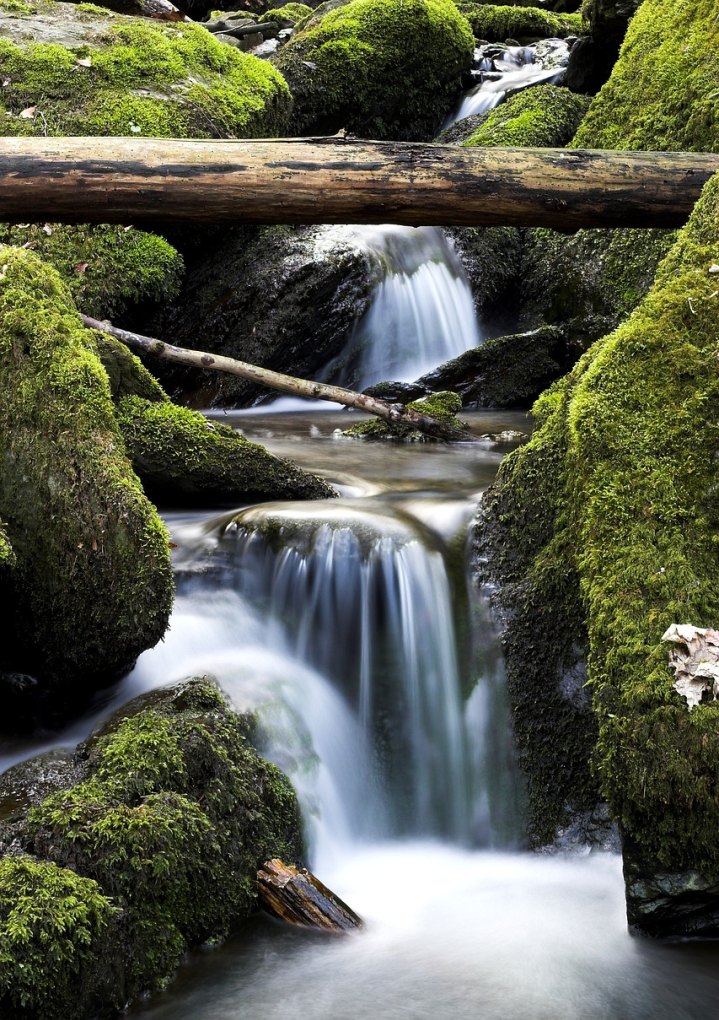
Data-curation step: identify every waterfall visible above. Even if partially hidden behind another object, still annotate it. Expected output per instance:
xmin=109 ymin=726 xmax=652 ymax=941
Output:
xmin=320 ymin=225 xmax=481 ymax=389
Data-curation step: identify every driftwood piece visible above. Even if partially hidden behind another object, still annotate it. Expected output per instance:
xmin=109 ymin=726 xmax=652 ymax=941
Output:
xmin=81 ymin=315 xmax=476 ymax=442
xmin=0 ymin=137 xmax=718 ymax=228
xmin=257 ymin=858 xmax=363 ymax=933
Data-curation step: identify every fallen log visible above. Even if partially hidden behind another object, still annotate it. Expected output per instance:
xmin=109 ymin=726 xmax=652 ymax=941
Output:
xmin=81 ymin=315 xmax=476 ymax=442
xmin=257 ymin=858 xmax=363 ymax=933
xmin=1 ymin=137 xmax=718 ymax=229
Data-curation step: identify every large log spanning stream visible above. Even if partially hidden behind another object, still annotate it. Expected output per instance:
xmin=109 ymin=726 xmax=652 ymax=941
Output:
xmin=0 ymin=136 xmax=718 ymax=228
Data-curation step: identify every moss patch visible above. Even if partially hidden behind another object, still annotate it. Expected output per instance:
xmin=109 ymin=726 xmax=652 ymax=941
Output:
xmin=457 ymin=3 xmax=583 ymax=41
xmin=344 ymin=391 xmax=465 ymax=441
xmin=0 ymin=246 xmax=174 ymax=690
xmin=0 ymin=856 xmax=117 ymax=1020
xmin=572 ymin=0 xmax=719 ymax=152
xmin=116 ymin=395 xmax=336 ymax=503
xmin=463 ymin=85 xmax=590 ymax=148
xmin=259 ymin=2 xmax=311 ymax=23
xmin=274 ymin=0 xmax=474 ymax=140
xmin=0 ymin=223 xmax=183 ymax=321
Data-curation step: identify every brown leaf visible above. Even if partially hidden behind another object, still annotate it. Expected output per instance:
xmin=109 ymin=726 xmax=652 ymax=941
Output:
xmin=42 ymin=223 xmax=53 ymax=236
xmin=76 ymin=57 xmax=92 ymax=67
xmin=19 ymin=105 xmax=37 ymax=119
xmin=74 ymin=262 xmax=89 ymax=274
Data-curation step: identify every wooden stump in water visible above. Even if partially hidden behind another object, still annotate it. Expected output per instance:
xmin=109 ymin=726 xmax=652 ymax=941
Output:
xmin=257 ymin=859 xmax=363 ymax=933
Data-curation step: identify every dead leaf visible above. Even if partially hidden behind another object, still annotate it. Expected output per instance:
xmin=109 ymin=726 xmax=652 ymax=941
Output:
xmin=76 ymin=57 xmax=92 ymax=67
xmin=709 ymin=264 xmax=719 ymax=275
xmin=662 ymin=623 xmax=719 ymax=709
xmin=74 ymin=262 xmax=89 ymax=274
xmin=42 ymin=223 xmax=53 ymax=236
xmin=21 ymin=241 xmax=35 ymax=249
xmin=19 ymin=105 xmax=37 ymax=119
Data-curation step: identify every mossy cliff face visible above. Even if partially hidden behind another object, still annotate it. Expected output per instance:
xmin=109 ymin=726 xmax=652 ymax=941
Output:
xmin=274 ymin=0 xmax=474 ymax=140
xmin=456 ymin=3 xmax=582 ymax=41
xmin=480 ymin=175 xmax=719 ymax=934
xmin=0 ymin=247 xmax=174 ymax=695
xmin=0 ymin=677 xmax=303 ymax=1018
xmin=0 ymin=0 xmax=291 ymax=319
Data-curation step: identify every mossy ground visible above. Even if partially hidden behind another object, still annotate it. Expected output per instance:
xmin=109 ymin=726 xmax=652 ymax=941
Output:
xmin=274 ymin=0 xmax=474 ymax=140
xmin=463 ymin=85 xmax=590 ymax=149
xmin=0 ymin=246 xmax=174 ymax=689
xmin=456 ymin=3 xmax=582 ymax=41
xmin=0 ymin=678 xmax=302 ymax=1017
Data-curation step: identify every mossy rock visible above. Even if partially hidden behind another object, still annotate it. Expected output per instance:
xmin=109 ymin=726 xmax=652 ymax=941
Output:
xmin=0 ymin=0 xmax=292 ymax=318
xmin=463 ymin=85 xmax=590 ymax=148
xmin=0 ymin=246 xmax=174 ymax=696
xmin=259 ymin=1 xmax=311 ymax=23
xmin=479 ymin=174 xmax=719 ymax=931
xmin=344 ymin=391 xmax=465 ymax=441
xmin=456 ymin=3 xmax=583 ymax=41
xmin=573 ymin=0 xmax=719 ymax=152
xmin=0 ymin=223 xmax=183 ymax=321
xmin=416 ymin=324 xmax=571 ymax=409
xmin=0 ymin=677 xmax=303 ymax=1017
xmin=274 ymin=0 xmax=474 ymax=140
xmin=116 ymin=394 xmax=336 ymax=503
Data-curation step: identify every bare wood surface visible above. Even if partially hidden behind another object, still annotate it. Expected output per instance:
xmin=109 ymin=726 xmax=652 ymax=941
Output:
xmin=257 ymin=858 xmax=363 ymax=933
xmin=1 ymin=136 xmax=718 ymax=228
xmin=82 ymin=315 xmax=476 ymax=442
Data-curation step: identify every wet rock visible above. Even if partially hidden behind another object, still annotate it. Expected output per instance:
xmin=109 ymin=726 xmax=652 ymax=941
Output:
xmin=154 ymin=225 xmax=379 ymax=407
xmin=566 ymin=0 xmax=641 ymax=94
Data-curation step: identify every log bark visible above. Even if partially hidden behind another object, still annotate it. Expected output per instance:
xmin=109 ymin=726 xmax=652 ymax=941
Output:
xmin=1 ymin=137 xmax=718 ymax=229
xmin=257 ymin=858 xmax=363 ymax=933
xmin=82 ymin=315 xmax=476 ymax=442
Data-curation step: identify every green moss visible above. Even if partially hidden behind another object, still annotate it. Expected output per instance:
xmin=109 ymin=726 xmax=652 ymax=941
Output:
xmin=0 ymin=246 xmax=174 ymax=689
xmin=456 ymin=3 xmax=583 ymax=41
xmin=0 ymin=223 xmax=183 ymax=320
xmin=572 ymin=0 xmax=719 ymax=152
xmin=0 ymin=14 xmax=292 ymax=139
xmin=24 ymin=678 xmax=302 ymax=1001
xmin=0 ymin=855 xmax=116 ymax=1019
xmin=464 ymin=85 xmax=590 ymax=148
xmin=115 ymin=395 xmax=335 ymax=503
xmin=345 ymin=391 xmax=465 ymax=441
xmin=260 ymin=2 xmax=312 ymax=24
xmin=0 ymin=0 xmax=36 ymax=12
xmin=0 ymin=522 xmax=13 ymax=566
xmin=483 ymin=174 xmax=719 ymax=867
xmin=274 ymin=0 xmax=474 ymax=140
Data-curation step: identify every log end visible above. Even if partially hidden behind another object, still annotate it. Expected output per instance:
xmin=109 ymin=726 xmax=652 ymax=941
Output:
xmin=257 ymin=858 xmax=363 ymax=934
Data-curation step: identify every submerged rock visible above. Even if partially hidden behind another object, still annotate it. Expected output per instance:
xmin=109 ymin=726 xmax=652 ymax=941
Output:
xmin=0 ymin=677 xmax=303 ymax=1018
xmin=274 ymin=0 xmax=475 ymax=140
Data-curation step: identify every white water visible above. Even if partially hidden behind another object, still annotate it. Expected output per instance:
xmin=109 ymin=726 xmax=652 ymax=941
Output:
xmin=320 ymin=225 xmax=481 ymax=388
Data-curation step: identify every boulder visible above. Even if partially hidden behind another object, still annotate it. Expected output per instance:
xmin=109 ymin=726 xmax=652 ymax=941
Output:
xmin=461 ymin=83 xmax=590 ymax=148
xmin=0 ymin=247 xmax=174 ymax=700
xmin=273 ymin=0 xmax=475 ymax=140
xmin=0 ymin=677 xmax=304 ymax=1018
xmin=456 ymin=3 xmax=583 ymax=42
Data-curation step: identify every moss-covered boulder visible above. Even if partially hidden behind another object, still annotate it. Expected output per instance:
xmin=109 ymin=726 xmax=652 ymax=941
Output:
xmin=0 ymin=246 xmax=174 ymax=699
xmin=344 ymin=391 xmax=465 ymax=441
xmin=117 ymin=395 xmax=336 ymax=502
xmin=457 ymin=3 xmax=582 ymax=42
xmin=0 ymin=677 xmax=303 ymax=1017
xmin=0 ymin=0 xmax=292 ymax=319
xmin=462 ymin=84 xmax=590 ymax=148
xmin=479 ymin=173 xmax=719 ymax=934
xmin=273 ymin=0 xmax=474 ymax=140
xmin=259 ymin=1 xmax=312 ymax=24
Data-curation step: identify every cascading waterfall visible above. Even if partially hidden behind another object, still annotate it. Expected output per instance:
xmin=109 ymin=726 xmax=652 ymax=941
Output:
xmin=320 ymin=225 xmax=481 ymax=389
